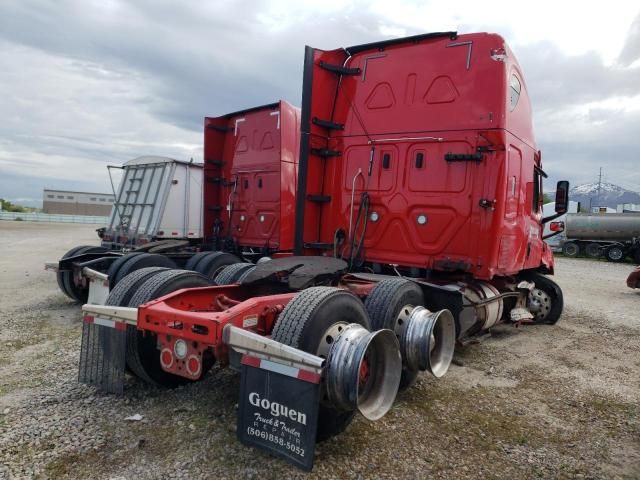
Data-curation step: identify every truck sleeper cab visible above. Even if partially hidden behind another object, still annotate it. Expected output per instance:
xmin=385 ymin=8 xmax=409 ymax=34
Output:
xmin=296 ymin=31 xmax=555 ymax=280
xmin=203 ymin=100 xmax=300 ymax=256
xmin=294 ymin=32 xmax=567 ymax=338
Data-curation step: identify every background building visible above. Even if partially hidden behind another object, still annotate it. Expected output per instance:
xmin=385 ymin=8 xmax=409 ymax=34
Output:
xmin=43 ymin=189 xmax=114 ymax=215
xmin=617 ymin=203 xmax=640 ymax=213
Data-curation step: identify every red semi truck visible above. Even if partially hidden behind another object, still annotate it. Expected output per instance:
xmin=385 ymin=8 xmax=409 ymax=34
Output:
xmin=79 ymin=32 xmax=568 ymax=470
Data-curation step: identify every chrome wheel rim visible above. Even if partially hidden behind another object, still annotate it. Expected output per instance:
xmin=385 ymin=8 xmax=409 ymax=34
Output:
xmin=529 ymin=288 xmax=552 ymax=321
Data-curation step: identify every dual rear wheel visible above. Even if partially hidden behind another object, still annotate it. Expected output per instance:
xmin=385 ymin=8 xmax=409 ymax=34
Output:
xmin=105 ymin=268 xmax=214 ymax=388
xmin=271 ymin=287 xmax=371 ymax=441
xmin=186 ymin=251 xmax=242 ymax=281
xmin=271 ymin=281 xmax=436 ymax=441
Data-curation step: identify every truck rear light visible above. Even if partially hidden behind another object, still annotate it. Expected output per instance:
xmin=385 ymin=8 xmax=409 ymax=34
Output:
xmin=550 ymin=222 xmax=564 ymax=232
xmin=160 ymin=348 xmax=174 ymax=369
xmin=186 ymin=355 xmax=201 ymax=376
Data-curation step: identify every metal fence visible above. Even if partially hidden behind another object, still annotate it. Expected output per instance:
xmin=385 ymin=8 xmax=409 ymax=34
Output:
xmin=0 ymin=211 xmax=108 ymax=224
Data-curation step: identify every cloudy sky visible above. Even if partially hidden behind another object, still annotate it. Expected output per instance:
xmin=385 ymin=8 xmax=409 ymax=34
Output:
xmin=1 ymin=0 xmax=639 ymax=206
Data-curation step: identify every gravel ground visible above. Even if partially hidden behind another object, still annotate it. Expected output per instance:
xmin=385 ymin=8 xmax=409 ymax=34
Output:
xmin=0 ymin=221 xmax=639 ymax=479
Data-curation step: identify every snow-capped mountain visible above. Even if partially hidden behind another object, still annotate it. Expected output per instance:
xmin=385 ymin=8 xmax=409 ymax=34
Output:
xmin=567 ymin=182 xmax=640 ymax=209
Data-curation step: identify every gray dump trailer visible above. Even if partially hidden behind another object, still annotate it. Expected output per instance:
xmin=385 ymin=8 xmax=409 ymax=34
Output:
xmin=561 ymin=213 xmax=640 ymax=262
xmin=103 ymin=156 xmax=204 ymax=248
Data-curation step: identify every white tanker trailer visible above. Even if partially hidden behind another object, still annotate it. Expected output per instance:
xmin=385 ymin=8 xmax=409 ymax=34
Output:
xmin=559 ymin=213 xmax=640 ymax=263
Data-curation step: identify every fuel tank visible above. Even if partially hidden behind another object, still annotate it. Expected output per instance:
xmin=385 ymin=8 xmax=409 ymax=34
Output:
xmin=565 ymin=213 xmax=640 ymax=241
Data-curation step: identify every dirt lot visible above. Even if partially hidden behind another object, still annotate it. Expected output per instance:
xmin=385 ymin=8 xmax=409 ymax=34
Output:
xmin=1 ymin=221 xmax=639 ymax=479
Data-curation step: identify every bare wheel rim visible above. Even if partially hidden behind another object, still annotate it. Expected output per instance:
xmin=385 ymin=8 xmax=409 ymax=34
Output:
xmin=529 ymin=288 xmax=552 ymax=321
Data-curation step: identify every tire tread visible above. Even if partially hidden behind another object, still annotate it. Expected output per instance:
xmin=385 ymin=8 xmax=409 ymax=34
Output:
xmin=214 ymin=262 xmax=254 ymax=285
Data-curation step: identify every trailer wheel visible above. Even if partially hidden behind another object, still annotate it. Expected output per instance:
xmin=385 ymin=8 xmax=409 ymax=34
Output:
xmin=365 ymin=278 xmax=424 ymax=391
xmin=126 ymin=270 xmax=213 ymax=387
xmin=523 ymin=272 xmax=564 ymax=325
xmin=213 ymin=262 xmax=254 ymax=285
xmin=184 ymin=251 xmax=213 ymax=271
xmin=112 ymin=253 xmax=177 ymax=288
xmin=60 ymin=245 xmax=109 ymax=302
xmin=271 ymin=287 xmax=371 ymax=441
xmin=107 ymin=252 xmax=145 ymax=283
xmin=562 ymin=242 xmax=580 ymax=257
xmin=585 ymin=243 xmax=601 ymax=258
xmin=56 ymin=245 xmax=90 ymax=298
xmin=605 ymin=245 xmax=625 ymax=263
xmin=195 ymin=252 xmax=241 ymax=281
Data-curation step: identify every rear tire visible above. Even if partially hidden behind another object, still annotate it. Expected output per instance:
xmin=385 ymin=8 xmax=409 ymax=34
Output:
xmin=271 ymin=287 xmax=370 ymax=441
xmin=237 ymin=266 xmax=257 ymax=283
xmin=107 ymin=252 xmax=145 ymax=284
xmin=57 ymin=245 xmax=90 ymax=298
xmin=585 ymin=243 xmax=601 ymax=258
xmin=634 ymin=249 xmax=640 ymax=265
xmin=195 ymin=252 xmax=241 ymax=281
xmin=213 ymin=262 xmax=254 ymax=285
xmin=60 ymin=245 xmax=109 ymax=302
xmin=112 ymin=253 xmax=177 ymax=288
xmin=605 ymin=245 xmax=625 ymax=263
xmin=184 ymin=251 xmax=213 ymax=271
xmin=105 ymin=266 xmax=171 ymax=376
xmin=127 ymin=270 xmax=212 ymax=387
xmin=562 ymin=242 xmax=580 ymax=257
xmin=105 ymin=266 xmax=170 ymax=308
xmin=365 ymin=278 xmax=424 ymax=391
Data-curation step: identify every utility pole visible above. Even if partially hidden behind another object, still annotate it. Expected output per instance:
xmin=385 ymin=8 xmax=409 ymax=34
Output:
xmin=596 ymin=166 xmax=602 ymax=208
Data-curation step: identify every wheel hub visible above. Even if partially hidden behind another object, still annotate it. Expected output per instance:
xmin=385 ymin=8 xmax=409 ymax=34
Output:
xmin=358 ymin=355 xmax=371 ymax=387
xmin=317 ymin=322 xmax=348 ymax=359
xmin=609 ymin=248 xmax=623 ymax=260
xmin=528 ymin=288 xmax=552 ymax=321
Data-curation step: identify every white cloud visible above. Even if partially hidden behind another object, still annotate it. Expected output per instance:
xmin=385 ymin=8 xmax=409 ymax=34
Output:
xmin=0 ymin=0 xmax=639 ymax=206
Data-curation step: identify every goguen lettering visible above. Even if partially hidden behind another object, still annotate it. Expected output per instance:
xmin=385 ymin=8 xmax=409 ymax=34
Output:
xmin=248 ymin=392 xmax=307 ymax=426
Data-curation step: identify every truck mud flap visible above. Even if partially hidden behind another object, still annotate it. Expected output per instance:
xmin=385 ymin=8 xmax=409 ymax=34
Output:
xmin=237 ymin=354 xmax=321 ymax=471
xmin=78 ymin=317 xmax=127 ymax=394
